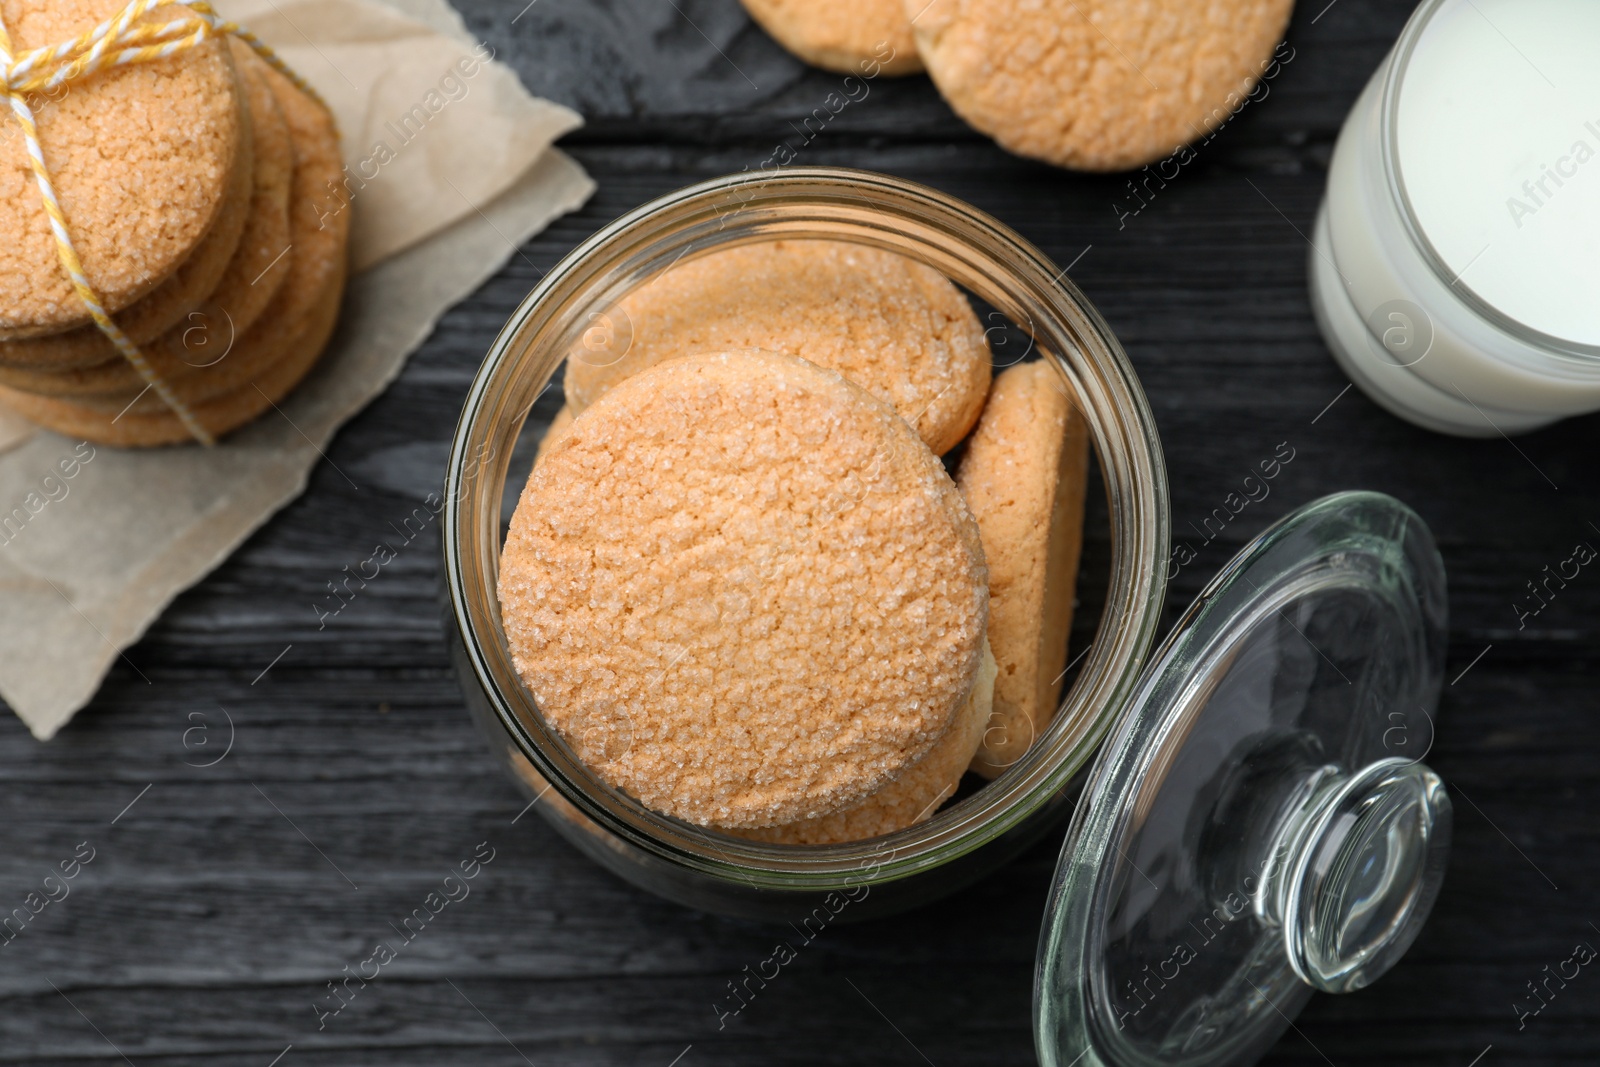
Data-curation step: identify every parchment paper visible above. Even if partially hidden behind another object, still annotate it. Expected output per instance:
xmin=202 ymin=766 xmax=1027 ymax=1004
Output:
xmin=225 ymin=0 xmax=584 ymax=270
xmin=0 ymin=0 xmax=595 ymax=739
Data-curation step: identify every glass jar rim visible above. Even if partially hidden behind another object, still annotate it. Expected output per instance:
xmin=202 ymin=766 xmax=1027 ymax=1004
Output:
xmin=1379 ymin=0 xmax=1600 ymax=364
xmin=443 ymin=167 xmax=1170 ymax=891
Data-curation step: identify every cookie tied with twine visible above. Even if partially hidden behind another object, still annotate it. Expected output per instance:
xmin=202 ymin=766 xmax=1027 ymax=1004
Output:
xmin=0 ymin=0 xmax=331 ymax=445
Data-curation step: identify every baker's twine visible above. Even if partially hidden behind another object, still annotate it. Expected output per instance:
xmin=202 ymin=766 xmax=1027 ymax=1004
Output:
xmin=0 ymin=0 xmax=325 ymax=446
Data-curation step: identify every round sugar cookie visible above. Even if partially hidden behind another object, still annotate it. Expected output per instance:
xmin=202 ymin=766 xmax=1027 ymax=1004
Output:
xmin=907 ymin=0 xmax=1294 ymax=171
xmin=0 ymin=0 xmax=245 ymax=336
xmin=0 ymin=42 xmax=290 ymax=382
xmin=0 ymin=66 xmax=347 ymax=445
xmin=28 ymin=52 xmax=345 ymax=416
xmin=0 ymin=255 xmax=345 ymax=446
xmin=0 ymin=82 xmax=254 ymax=370
xmin=563 ymin=239 xmax=991 ymax=455
xmin=740 ymin=0 xmax=922 ymax=76
xmin=741 ymin=639 xmax=995 ymax=845
xmin=956 ymin=361 xmax=1089 ymax=777
xmin=500 ymin=349 xmax=990 ymax=829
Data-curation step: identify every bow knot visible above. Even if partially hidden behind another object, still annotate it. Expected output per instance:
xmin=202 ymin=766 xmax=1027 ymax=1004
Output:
xmin=0 ymin=1 xmax=222 ymax=97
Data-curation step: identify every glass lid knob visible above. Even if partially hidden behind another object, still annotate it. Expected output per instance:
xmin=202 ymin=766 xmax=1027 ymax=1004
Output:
xmin=1261 ymin=757 xmax=1451 ymax=994
xmin=1036 ymin=492 xmax=1450 ymax=1067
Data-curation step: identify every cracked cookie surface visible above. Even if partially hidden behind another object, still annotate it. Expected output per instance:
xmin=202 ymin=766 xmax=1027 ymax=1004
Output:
xmin=563 ymin=239 xmax=991 ymax=455
xmin=740 ymin=0 xmax=922 ymax=75
xmin=907 ymin=0 xmax=1294 ymax=171
xmin=740 ymin=639 xmax=995 ymax=843
xmin=502 ymin=349 xmax=990 ymax=829
xmin=0 ymin=0 xmax=244 ymax=336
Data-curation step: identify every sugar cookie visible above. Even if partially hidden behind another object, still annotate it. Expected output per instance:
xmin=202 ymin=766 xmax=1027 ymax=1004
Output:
xmin=0 ymin=57 xmax=348 ymax=444
xmin=0 ymin=87 xmax=255 ymax=370
xmin=956 ymin=361 xmax=1089 ymax=777
xmin=501 ymin=349 xmax=989 ymax=829
xmin=742 ymin=640 xmax=994 ymax=844
xmin=0 ymin=0 xmax=245 ymax=336
xmin=907 ymin=0 xmax=1294 ymax=171
xmin=0 ymin=256 xmax=345 ymax=446
xmin=563 ymin=239 xmax=990 ymax=455
xmin=740 ymin=0 xmax=922 ymax=76
xmin=0 ymin=43 xmax=291 ymax=386
xmin=27 ymin=52 xmax=344 ymax=417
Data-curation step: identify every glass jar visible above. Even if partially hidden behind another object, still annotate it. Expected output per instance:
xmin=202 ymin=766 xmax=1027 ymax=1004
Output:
xmin=444 ymin=167 xmax=1456 ymax=1066
xmin=1310 ymin=0 xmax=1600 ymax=437
xmin=442 ymin=167 xmax=1170 ymax=922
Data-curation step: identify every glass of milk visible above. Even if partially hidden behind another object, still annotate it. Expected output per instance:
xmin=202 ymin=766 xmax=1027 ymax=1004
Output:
xmin=1311 ymin=0 xmax=1600 ymax=436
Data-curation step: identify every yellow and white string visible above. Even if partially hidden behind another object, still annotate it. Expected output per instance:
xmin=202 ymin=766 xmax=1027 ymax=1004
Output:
xmin=0 ymin=0 xmax=322 ymax=445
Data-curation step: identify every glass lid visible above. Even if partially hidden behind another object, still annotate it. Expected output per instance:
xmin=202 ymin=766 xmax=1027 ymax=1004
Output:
xmin=1035 ymin=491 xmax=1451 ymax=1067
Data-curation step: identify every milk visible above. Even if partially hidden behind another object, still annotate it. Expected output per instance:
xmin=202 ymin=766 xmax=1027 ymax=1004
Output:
xmin=1394 ymin=0 xmax=1600 ymax=347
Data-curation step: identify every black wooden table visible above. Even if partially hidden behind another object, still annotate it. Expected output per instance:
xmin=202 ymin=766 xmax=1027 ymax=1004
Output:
xmin=3 ymin=1 xmax=1596 ymax=1063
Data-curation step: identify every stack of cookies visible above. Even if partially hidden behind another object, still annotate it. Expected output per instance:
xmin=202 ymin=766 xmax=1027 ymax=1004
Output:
xmin=738 ymin=0 xmax=1295 ymax=171
xmin=0 ymin=0 xmax=348 ymax=447
xmin=498 ymin=240 xmax=1089 ymax=844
